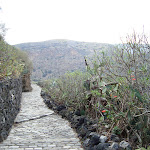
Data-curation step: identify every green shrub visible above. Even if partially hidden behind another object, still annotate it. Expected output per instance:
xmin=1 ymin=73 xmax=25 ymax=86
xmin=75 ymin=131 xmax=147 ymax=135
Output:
xmin=15 ymin=48 xmax=33 ymax=75
xmin=0 ymin=33 xmax=32 ymax=80
xmin=41 ymin=31 xmax=150 ymax=148
xmin=0 ymin=39 xmax=24 ymax=80
xmin=85 ymin=31 xmax=150 ymax=148
xmin=41 ymin=71 xmax=91 ymax=111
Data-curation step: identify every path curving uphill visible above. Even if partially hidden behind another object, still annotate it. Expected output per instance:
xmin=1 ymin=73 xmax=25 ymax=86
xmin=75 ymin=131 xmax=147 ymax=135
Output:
xmin=0 ymin=84 xmax=83 ymax=150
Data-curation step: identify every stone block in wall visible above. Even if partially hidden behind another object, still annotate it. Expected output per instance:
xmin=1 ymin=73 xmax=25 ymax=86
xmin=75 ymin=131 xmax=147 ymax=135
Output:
xmin=22 ymin=73 xmax=32 ymax=92
xmin=0 ymin=78 xmax=22 ymax=142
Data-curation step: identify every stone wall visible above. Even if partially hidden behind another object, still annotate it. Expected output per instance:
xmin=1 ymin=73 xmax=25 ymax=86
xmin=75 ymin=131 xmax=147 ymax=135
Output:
xmin=22 ymin=73 xmax=32 ymax=92
xmin=0 ymin=78 xmax=22 ymax=142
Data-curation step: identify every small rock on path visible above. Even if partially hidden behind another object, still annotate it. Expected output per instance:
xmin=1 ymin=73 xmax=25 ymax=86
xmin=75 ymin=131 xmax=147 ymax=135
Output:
xmin=0 ymin=84 xmax=83 ymax=150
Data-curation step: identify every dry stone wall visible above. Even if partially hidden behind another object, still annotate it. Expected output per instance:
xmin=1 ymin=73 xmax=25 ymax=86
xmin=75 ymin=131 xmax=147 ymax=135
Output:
xmin=22 ymin=73 xmax=32 ymax=92
xmin=0 ymin=78 xmax=22 ymax=142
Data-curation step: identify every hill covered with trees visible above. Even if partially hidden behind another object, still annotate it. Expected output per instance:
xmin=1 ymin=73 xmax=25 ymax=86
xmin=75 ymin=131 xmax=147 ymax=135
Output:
xmin=15 ymin=40 xmax=114 ymax=81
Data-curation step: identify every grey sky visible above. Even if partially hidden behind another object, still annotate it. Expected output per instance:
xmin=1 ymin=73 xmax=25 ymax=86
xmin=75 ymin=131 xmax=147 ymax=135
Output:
xmin=0 ymin=0 xmax=150 ymax=45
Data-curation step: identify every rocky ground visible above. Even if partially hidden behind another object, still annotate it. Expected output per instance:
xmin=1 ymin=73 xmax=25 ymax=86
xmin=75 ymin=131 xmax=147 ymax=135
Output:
xmin=41 ymin=90 xmax=133 ymax=150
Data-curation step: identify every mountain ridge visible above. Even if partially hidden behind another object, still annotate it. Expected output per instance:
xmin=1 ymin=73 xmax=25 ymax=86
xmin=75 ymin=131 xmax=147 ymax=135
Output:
xmin=15 ymin=39 xmax=114 ymax=81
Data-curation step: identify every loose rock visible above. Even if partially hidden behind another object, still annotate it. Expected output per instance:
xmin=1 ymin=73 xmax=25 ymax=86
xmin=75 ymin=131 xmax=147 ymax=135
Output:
xmin=119 ymin=140 xmax=132 ymax=150
xmin=88 ymin=134 xmax=100 ymax=146
xmin=110 ymin=134 xmax=120 ymax=142
xmin=100 ymin=135 xmax=107 ymax=143
xmin=94 ymin=143 xmax=110 ymax=150
xmin=110 ymin=142 xmax=120 ymax=150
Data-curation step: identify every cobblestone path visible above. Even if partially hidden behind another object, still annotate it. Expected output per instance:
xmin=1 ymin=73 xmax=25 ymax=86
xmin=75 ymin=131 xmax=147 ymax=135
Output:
xmin=0 ymin=84 xmax=83 ymax=150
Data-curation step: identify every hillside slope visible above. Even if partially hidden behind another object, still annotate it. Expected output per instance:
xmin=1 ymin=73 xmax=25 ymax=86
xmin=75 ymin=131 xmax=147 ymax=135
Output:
xmin=15 ymin=39 xmax=114 ymax=81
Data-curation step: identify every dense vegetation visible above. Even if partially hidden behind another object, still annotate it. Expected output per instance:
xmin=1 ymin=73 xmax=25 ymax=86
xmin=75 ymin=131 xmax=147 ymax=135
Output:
xmin=39 ymin=32 xmax=150 ymax=149
xmin=15 ymin=40 xmax=114 ymax=81
xmin=0 ymin=25 xmax=32 ymax=81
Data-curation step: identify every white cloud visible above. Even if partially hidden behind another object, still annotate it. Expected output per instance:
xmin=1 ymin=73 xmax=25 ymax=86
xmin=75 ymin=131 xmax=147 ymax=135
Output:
xmin=1 ymin=0 xmax=150 ymax=44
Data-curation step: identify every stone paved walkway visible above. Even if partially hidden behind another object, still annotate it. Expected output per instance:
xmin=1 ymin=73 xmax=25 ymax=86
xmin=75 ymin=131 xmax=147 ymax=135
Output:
xmin=0 ymin=84 xmax=83 ymax=150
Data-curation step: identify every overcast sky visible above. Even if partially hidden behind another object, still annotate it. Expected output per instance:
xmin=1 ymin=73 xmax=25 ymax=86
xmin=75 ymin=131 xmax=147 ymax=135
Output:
xmin=0 ymin=0 xmax=150 ymax=45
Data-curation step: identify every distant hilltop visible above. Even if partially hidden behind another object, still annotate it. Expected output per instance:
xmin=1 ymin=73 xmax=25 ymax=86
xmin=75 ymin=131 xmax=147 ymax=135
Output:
xmin=15 ymin=39 xmax=114 ymax=81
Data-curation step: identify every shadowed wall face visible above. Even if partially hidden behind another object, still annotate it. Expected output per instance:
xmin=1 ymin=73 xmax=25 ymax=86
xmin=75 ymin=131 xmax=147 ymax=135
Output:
xmin=22 ymin=73 xmax=32 ymax=92
xmin=0 ymin=78 xmax=22 ymax=142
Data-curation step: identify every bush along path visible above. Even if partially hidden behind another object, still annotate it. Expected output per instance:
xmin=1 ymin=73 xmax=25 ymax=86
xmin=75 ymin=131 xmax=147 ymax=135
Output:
xmin=0 ymin=84 xmax=83 ymax=150
xmin=41 ymin=91 xmax=133 ymax=150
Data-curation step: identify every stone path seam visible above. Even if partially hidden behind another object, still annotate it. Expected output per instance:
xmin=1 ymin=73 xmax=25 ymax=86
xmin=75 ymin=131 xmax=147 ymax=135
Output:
xmin=15 ymin=113 xmax=55 ymax=124
xmin=0 ymin=84 xmax=83 ymax=150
